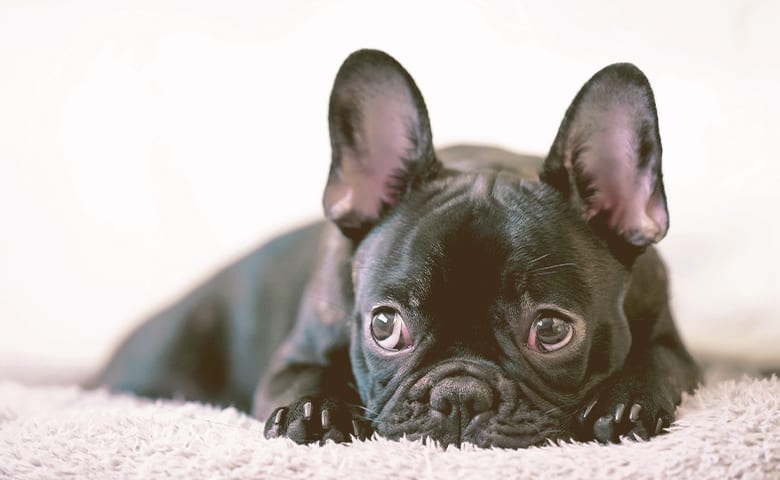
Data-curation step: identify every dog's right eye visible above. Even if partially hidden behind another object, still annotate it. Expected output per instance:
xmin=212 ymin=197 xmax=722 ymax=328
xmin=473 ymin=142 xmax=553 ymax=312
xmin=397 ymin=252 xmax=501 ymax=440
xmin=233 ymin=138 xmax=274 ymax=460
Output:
xmin=527 ymin=314 xmax=574 ymax=353
xmin=370 ymin=309 xmax=412 ymax=351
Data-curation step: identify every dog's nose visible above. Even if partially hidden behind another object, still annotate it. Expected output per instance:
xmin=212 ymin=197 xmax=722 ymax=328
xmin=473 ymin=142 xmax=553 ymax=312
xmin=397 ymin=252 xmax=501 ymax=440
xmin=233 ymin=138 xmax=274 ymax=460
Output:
xmin=429 ymin=376 xmax=494 ymax=419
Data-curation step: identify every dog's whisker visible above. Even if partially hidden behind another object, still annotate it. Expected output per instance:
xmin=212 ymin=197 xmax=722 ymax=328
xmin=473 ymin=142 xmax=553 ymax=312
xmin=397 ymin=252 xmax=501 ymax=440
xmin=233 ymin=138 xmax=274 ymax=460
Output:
xmin=352 ymin=405 xmax=380 ymax=420
xmin=527 ymin=262 xmax=577 ymax=275
xmin=526 ymin=253 xmax=551 ymax=266
xmin=542 ymin=405 xmax=567 ymax=416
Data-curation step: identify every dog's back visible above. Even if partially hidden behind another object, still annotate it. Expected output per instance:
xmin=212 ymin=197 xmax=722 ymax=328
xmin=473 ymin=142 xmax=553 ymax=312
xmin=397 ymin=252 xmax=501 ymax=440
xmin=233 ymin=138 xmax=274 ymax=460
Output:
xmin=89 ymin=221 xmax=326 ymax=411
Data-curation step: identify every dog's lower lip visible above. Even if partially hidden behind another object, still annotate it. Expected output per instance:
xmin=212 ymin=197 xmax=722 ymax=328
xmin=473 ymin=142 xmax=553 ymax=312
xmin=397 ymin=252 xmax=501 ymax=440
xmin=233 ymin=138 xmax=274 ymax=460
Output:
xmin=416 ymin=410 xmax=495 ymax=446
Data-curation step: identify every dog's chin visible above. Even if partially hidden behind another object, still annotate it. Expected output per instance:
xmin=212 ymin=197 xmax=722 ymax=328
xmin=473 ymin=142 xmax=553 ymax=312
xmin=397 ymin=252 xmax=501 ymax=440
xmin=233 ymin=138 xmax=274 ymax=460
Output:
xmin=373 ymin=404 xmax=571 ymax=449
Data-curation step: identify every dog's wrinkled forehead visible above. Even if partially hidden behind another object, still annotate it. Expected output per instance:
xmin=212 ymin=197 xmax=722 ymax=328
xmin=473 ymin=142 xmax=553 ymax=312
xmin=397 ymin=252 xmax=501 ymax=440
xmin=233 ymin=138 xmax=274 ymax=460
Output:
xmin=352 ymin=171 xmax=602 ymax=314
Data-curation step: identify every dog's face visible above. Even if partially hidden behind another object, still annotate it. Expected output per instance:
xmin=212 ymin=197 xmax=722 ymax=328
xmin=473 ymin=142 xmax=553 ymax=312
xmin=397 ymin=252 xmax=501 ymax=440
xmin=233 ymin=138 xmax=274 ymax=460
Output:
xmin=349 ymin=172 xmax=633 ymax=447
xmin=322 ymin=50 xmax=668 ymax=448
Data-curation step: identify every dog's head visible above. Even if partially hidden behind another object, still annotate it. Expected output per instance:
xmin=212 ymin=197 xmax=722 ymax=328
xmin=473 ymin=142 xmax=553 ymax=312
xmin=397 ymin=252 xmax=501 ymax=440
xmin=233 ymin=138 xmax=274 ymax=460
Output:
xmin=323 ymin=50 xmax=668 ymax=448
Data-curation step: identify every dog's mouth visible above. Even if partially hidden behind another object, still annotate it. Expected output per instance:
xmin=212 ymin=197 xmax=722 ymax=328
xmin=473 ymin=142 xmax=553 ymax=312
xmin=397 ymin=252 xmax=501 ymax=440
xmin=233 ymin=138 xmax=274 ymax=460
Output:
xmin=367 ymin=363 xmax=574 ymax=448
xmin=374 ymin=401 xmax=567 ymax=448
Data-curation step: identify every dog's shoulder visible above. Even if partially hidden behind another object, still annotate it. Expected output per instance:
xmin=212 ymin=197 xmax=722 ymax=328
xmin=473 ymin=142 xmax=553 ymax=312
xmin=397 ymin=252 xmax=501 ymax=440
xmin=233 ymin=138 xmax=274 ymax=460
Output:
xmin=436 ymin=144 xmax=543 ymax=181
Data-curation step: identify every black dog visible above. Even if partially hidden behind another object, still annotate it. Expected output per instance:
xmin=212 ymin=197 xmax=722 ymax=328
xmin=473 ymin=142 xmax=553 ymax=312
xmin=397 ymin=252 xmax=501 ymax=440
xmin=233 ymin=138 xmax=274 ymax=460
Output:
xmin=94 ymin=49 xmax=699 ymax=448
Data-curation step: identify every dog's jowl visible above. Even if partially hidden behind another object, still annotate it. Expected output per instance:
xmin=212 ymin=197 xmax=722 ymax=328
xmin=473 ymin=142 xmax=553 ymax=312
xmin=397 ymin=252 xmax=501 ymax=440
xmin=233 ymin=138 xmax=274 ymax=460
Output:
xmin=94 ymin=49 xmax=700 ymax=448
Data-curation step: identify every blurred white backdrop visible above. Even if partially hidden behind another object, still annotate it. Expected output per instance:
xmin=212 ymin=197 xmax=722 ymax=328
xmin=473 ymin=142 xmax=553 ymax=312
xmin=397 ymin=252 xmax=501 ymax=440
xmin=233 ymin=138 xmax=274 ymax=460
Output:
xmin=1 ymin=0 xmax=778 ymax=376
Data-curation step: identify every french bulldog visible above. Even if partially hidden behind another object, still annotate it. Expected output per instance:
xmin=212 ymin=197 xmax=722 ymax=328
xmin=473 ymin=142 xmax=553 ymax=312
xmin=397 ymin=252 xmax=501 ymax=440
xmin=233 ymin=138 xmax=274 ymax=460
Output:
xmin=94 ymin=49 xmax=700 ymax=448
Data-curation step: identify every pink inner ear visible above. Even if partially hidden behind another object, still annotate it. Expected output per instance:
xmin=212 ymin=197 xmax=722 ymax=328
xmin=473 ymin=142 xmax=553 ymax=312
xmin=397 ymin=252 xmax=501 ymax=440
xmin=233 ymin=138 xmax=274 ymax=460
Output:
xmin=589 ymin=167 xmax=667 ymax=244
xmin=327 ymin=82 xmax=417 ymax=226
xmin=579 ymin=107 xmax=668 ymax=245
xmin=324 ymin=151 xmax=387 ymax=228
xmin=360 ymin=88 xmax=416 ymax=203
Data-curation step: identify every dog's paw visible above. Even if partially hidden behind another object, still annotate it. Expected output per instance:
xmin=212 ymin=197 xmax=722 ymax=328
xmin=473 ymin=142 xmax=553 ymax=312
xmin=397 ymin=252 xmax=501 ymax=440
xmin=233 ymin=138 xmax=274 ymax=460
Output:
xmin=263 ymin=396 xmax=371 ymax=444
xmin=575 ymin=374 xmax=676 ymax=444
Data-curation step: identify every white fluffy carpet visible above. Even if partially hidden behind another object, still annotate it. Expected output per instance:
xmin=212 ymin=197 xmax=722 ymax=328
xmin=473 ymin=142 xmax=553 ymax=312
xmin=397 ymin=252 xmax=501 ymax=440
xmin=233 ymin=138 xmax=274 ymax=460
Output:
xmin=1 ymin=375 xmax=778 ymax=480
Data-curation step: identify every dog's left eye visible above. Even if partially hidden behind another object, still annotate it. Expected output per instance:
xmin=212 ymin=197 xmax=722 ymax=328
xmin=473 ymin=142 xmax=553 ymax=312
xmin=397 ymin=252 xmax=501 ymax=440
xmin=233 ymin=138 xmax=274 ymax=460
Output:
xmin=527 ymin=315 xmax=573 ymax=353
xmin=370 ymin=309 xmax=412 ymax=351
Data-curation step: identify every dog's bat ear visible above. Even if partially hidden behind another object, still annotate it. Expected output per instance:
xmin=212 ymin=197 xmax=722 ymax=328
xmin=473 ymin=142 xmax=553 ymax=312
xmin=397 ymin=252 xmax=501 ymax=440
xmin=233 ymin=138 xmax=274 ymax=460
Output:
xmin=323 ymin=49 xmax=439 ymax=241
xmin=541 ymin=63 xmax=668 ymax=250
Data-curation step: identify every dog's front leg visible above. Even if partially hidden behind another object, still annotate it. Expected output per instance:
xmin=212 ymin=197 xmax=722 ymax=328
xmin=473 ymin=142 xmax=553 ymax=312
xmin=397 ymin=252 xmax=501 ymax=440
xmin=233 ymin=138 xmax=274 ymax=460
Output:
xmin=575 ymin=320 xmax=700 ymax=443
xmin=252 ymin=237 xmax=369 ymax=444
xmin=254 ymin=339 xmax=369 ymax=444
xmin=575 ymin=250 xmax=701 ymax=443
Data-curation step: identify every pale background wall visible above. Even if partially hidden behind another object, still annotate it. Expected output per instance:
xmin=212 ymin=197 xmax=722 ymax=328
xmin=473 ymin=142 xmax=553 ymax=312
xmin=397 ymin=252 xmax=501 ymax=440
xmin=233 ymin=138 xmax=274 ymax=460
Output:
xmin=1 ymin=0 xmax=778 ymax=378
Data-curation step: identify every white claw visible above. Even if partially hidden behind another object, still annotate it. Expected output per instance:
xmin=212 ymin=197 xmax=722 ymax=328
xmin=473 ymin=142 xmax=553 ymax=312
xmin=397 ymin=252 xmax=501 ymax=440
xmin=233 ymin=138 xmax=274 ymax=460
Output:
xmin=629 ymin=404 xmax=642 ymax=423
xmin=321 ymin=409 xmax=330 ymax=428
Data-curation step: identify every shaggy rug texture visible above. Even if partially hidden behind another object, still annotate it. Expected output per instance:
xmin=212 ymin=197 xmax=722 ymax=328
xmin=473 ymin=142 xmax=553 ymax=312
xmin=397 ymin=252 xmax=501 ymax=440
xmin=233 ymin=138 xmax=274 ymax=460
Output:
xmin=0 ymin=375 xmax=778 ymax=480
